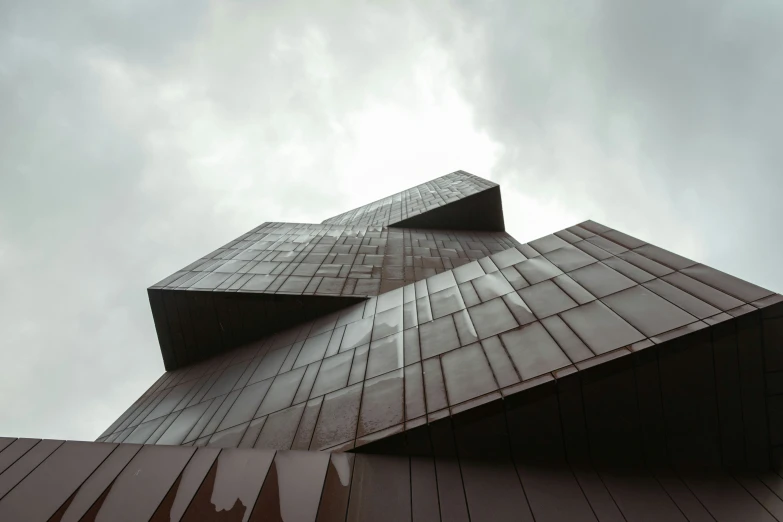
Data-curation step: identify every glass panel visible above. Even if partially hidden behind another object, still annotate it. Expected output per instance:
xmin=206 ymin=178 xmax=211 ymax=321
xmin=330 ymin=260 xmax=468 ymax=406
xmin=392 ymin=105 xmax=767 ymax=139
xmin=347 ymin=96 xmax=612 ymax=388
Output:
xmin=207 ymin=423 xmax=248 ymax=448
xmin=239 ymin=417 xmax=266 ymax=448
xmin=602 ymin=286 xmax=698 ymax=338
xmin=472 ymin=272 xmax=514 ymax=302
xmin=403 ymin=283 xmax=416 ymax=303
xmin=579 ymin=220 xmax=611 ymax=234
xmin=403 ymin=301 xmax=418 ymax=329
xmin=662 ymin=272 xmax=744 ymax=310
xmin=514 ymin=257 xmax=564 ymax=285
xmin=358 ymin=369 xmax=404 ymax=437
xmin=458 ymin=281 xmax=481 ymax=307
xmin=202 ymin=362 xmax=248 ymax=401
xmin=312 ymin=383 xmax=362 ymax=450
xmin=404 ymin=364 xmax=426 ymax=420
xmin=324 ymin=325 xmax=345 ymax=358
xmin=311 ymin=350 xmax=353 ymax=398
xmin=441 ymin=343 xmax=498 ymax=405
xmin=416 ymin=296 xmax=433 ymax=324
xmin=453 ymin=260 xmax=485 ymax=284
xmin=294 ymin=331 xmax=331 ymax=369
xmin=586 ymin=235 xmax=627 ymax=255
xmin=248 ymin=348 xmax=289 ymax=385
xmin=376 ymin=287 xmax=404 ymax=313
xmin=529 ymin=234 xmax=570 ymax=254
xmin=567 ymin=225 xmax=595 ymax=239
xmin=218 ymin=378 xmax=273 ymax=432
xmin=292 ymin=396 xmax=323 ymax=450
xmin=403 ymin=327 xmax=421 ymax=366
xmin=568 ymin=262 xmax=636 ymax=298
xmin=554 ymin=229 xmax=583 ymax=243
xmin=420 ymin=315 xmax=461 ymax=358
xmin=617 ymin=250 xmax=673 ymax=278
xmin=364 ymin=293 xmax=378 ymax=317
xmin=560 ymin=300 xmax=645 ymax=354
xmin=240 ymin=274 xmax=276 ymax=291
xmin=293 ymin=361 xmax=320 ymax=405
xmin=347 ymin=344 xmax=369 ymax=385
xmin=602 ymin=229 xmax=646 ymax=249
xmin=552 ymin=274 xmax=595 ymax=305
xmin=415 ymin=279 xmax=428 ymax=299
xmin=366 ymin=332 xmax=404 ymax=379
xmin=478 ymin=256 xmax=499 ymax=273
xmin=254 ymin=403 xmax=305 ymax=450
xmin=481 ymin=336 xmax=520 ymax=388
xmin=681 ymin=264 xmax=772 ymax=302
xmin=125 ymin=418 xmax=166 ymax=444
xmin=500 ymin=266 xmax=529 ymax=290
xmin=157 ymin=401 xmax=213 ymax=446
xmin=144 ymin=380 xmax=199 ymax=423
xmin=427 ymin=270 xmax=457 ymax=294
xmin=501 ymin=292 xmax=537 ymax=327
xmin=341 ymin=317 xmax=374 ymax=351
xmin=200 ymin=390 xmax=241 ymax=439
xmin=602 ymin=256 xmax=655 ymax=283
xmin=372 ymin=306 xmax=403 ymax=341
xmin=453 ymin=309 xmax=479 ymax=346
xmin=634 ymin=244 xmax=695 ymax=270
xmin=310 ymin=313 xmax=340 ymax=337
xmin=430 ymin=286 xmax=466 ymax=319
xmin=500 ymin=322 xmax=571 ymax=380
xmin=518 ymin=243 xmax=541 ymax=258
xmin=490 ymin=248 xmax=526 ymax=269
xmin=544 ymin=245 xmax=596 ymax=272
xmin=643 ymin=278 xmax=720 ymax=319
xmin=423 ymin=358 xmax=448 ymax=413
xmin=518 ymin=280 xmax=578 ymax=319
xmin=572 ymin=240 xmax=612 ymax=261
xmin=540 ymin=315 xmax=594 ymax=362
xmin=256 ymin=367 xmax=307 ymax=417
xmin=337 ymin=303 xmax=365 ymax=327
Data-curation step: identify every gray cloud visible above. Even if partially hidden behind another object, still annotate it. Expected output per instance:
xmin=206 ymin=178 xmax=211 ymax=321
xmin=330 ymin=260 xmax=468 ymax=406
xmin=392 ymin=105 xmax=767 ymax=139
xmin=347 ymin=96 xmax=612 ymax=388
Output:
xmin=1 ymin=0 xmax=780 ymax=440
xmin=436 ymin=0 xmax=783 ymax=288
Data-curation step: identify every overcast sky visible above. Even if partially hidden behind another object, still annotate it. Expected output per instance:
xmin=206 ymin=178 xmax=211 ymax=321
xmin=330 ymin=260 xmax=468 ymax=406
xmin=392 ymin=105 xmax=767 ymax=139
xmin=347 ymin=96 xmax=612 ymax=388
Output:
xmin=1 ymin=0 xmax=781 ymax=441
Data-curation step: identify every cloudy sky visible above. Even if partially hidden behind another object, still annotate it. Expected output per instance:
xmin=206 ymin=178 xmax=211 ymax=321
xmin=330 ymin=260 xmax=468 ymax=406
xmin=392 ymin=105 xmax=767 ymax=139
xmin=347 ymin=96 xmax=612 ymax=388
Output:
xmin=1 ymin=0 xmax=781 ymax=441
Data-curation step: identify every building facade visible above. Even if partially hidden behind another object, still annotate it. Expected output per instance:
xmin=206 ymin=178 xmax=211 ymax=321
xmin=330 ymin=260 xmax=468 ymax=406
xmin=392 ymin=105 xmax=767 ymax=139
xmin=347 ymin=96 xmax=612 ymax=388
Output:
xmin=1 ymin=171 xmax=783 ymax=521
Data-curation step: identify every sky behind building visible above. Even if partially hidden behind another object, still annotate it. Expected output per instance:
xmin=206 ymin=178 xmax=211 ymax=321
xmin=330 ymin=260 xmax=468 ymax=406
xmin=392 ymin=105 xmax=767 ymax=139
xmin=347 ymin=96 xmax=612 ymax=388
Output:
xmin=1 ymin=0 xmax=782 ymax=441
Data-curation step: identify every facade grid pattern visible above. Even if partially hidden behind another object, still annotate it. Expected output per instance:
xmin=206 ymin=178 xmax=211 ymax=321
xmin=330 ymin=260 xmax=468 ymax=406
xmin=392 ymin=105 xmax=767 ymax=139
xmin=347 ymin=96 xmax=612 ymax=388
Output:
xmin=3 ymin=171 xmax=783 ymax=521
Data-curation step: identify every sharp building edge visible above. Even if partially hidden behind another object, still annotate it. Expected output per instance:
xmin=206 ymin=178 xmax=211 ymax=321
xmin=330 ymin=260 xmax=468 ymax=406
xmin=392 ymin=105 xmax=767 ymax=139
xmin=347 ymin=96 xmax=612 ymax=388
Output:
xmin=2 ymin=171 xmax=783 ymax=521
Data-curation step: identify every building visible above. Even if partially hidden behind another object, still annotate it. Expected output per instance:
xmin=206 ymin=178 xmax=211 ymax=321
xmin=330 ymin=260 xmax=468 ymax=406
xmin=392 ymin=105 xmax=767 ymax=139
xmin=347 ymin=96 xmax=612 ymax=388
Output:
xmin=1 ymin=171 xmax=783 ymax=521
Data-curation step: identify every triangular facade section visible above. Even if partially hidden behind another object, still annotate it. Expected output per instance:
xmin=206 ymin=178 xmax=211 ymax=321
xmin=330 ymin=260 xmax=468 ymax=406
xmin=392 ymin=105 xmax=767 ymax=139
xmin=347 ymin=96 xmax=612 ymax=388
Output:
xmin=390 ymin=184 xmax=504 ymax=231
xmin=321 ymin=170 xmax=501 ymax=229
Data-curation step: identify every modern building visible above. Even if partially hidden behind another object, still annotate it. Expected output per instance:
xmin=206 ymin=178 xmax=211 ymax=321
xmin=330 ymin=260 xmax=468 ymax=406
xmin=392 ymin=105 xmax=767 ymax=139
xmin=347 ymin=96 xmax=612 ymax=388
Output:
xmin=1 ymin=171 xmax=783 ymax=521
